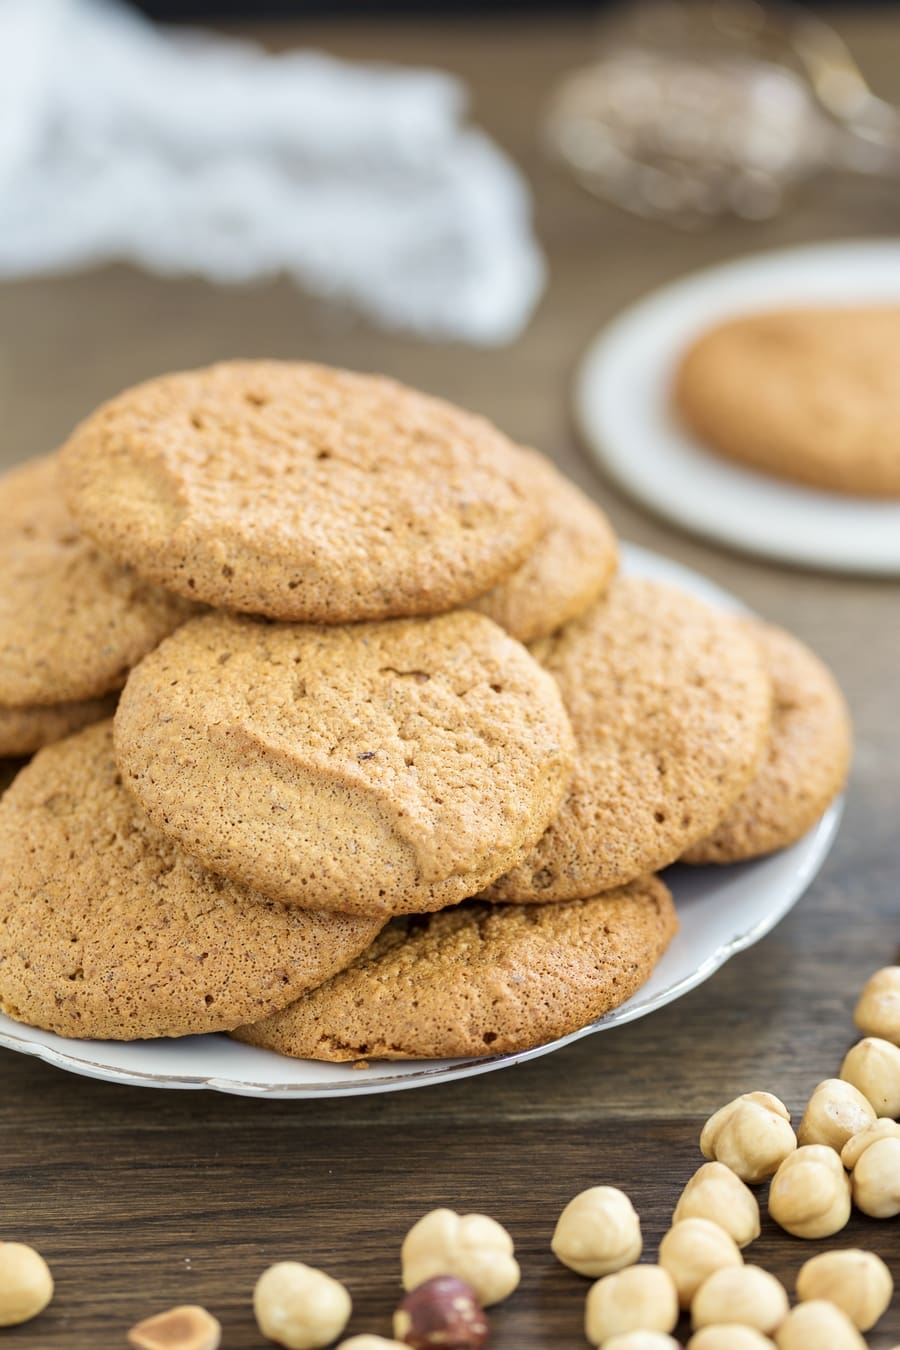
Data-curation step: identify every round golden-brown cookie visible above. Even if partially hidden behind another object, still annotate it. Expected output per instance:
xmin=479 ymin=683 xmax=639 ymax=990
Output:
xmin=0 ymin=693 xmax=117 ymax=757
xmin=482 ymin=578 xmax=772 ymax=903
xmin=0 ymin=454 xmax=193 ymax=706
xmin=233 ymin=874 xmax=677 ymax=1061
xmin=114 ymin=610 xmax=575 ymax=916
xmin=60 ymin=360 xmax=545 ymax=622
xmin=0 ymin=722 xmax=384 ymax=1041
xmin=683 ymin=622 xmax=851 ymax=863
xmin=674 ymin=307 xmax=900 ymax=498
xmin=470 ymin=453 xmax=618 ymax=642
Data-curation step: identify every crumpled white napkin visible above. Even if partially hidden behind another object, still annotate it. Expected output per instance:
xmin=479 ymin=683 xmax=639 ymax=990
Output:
xmin=0 ymin=0 xmax=544 ymax=343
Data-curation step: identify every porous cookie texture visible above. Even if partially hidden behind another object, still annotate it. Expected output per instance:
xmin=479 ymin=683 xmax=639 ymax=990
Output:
xmin=0 ymin=454 xmax=192 ymax=707
xmin=483 ymin=578 xmax=771 ymax=903
xmin=114 ymin=610 xmax=575 ymax=916
xmin=683 ymin=622 xmax=851 ymax=864
xmin=0 ymin=694 xmax=117 ymax=758
xmin=60 ymin=360 xmax=545 ymax=621
xmin=0 ymin=723 xmax=384 ymax=1040
xmin=674 ymin=307 xmax=900 ymax=498
xmin=233 ymin=874 xmax=677 ymax=1061
xmin=471 ymin=453 xmax=618 ymax=642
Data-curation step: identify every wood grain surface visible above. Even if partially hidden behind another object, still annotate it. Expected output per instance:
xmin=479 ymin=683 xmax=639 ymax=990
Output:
xmin=1 ymin=10 xmax=899 ymax=1347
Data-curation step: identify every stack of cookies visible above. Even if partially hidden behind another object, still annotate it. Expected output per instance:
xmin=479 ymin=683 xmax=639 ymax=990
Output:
xmin=0 ymin=361 xmax=851 ymax=1061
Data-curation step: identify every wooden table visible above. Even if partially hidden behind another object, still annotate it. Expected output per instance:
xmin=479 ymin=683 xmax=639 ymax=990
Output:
xmin=2 ymin=10 xmax=899 ymax=1347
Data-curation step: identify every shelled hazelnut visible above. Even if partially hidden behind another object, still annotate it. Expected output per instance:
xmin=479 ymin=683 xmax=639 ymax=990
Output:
xmin=795 ymin=1249 xmax=892 ymax=1331
xmin=671 ymin=1163 xmax=760 ymax=1248
xmin=338 ymin=1339 xmax=407 ymax=1350
xmin=775 ymin=1301 xmax=866 ymax=1350
xmin=699 ymin=1093 xmax=796 ymax=1183
xmin=254 ymin=1261 xmax=351 ymax=1350
xmin=840 ymin=1037 xmax=900 ymax=1117
xmin=842 ymin=1123 xmax=900 ymax=1218
xmin=690 ymin=1266 xmax=788 ymax=1336
xmin=854 ymin=966 xmax=900 ymax=1042
xmin=393 ymin=1277 xmax=488 ymax=1350
xmin=658 ymin=1218 xmax=742 ymax=1308
xmin=796 ymin=1078 xmax=876 ymax=1152
xmin=687 ymin=1329 xmax=775 ymax=1350
xmin=401 ymin=1209 xmax=519 ymax=1306
xmin=767 ymin=1145 xmax=851 ymax=1238
xmin=604 ymin=1334 xmax=682 ymax=1350
xmin=551 ymin=1186 xmax=642 ymax=1277
xmin=0 ymin=1242 xmax=54 ymax=1328
xmin=584 ymin=1265 xmax=678 ymax=1346
xmin=127 ymin=1305 xmax=221 ymax=1350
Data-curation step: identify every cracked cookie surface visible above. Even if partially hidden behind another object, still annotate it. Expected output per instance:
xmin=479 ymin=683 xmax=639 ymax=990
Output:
xmin=0 ymin=722 xmax=384 ymax=1040
xmin=683 ymin=621 xmax=851 ymax=863
xmin=60 ymin=360 xmax=545 ymax=621
xmin=114 ymin=610 xmax=575 ymax=915
xmin=0 ymin=454 xmax=192 ymax=707
xmin=482 ymin=578 xmax=772 ymax=903
xmin=233 ymin=874 xmax=677 ymax=1060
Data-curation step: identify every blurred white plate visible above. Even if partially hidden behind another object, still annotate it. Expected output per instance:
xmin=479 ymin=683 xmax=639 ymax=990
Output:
xmin=576 ymin=239 xmax=900 ymax=573
xmin=0 ymin=544 xmax=842 ymax=1097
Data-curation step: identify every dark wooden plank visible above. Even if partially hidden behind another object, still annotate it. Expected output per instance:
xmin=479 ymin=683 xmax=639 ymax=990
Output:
xmin=2 ymin=9 xmax=900 ymax=1347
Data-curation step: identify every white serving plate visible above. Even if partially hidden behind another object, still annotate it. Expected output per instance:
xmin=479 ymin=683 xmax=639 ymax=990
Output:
xmin=576 ymin=239 xmax=900 ymax=574
xmin=0 ymin=544 xmax=842 ymax=1097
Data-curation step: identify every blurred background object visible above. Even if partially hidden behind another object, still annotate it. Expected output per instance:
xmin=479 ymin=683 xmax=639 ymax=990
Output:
xmin=0 ymin=0 xmax=544 ymax=343
xmin=545 ymin=0 xmax=900 ymax=226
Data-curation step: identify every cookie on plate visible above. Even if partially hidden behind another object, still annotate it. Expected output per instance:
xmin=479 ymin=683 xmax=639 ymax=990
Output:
xmin=114 ymin=610 xmax=575 ymax=916
xmin=233 ymin=874 xmax=677 ymax=1061
xmin=471 ymin=453 xmax=618 ymax=642
xmin=0 ymin=454 xmax=193 ymax=707
xmin=0 ymin=723 xmax=385 ymax=1040
xmin=683 ymin=622 xmax=851 ymax=863
xmin=0 ymin=693 xmax=117 ymax=757
xmin=60 ymin=360 xmax=545 ymax=622
xmin=483 ymin=577 xmax=771 ymax=904
xmin=674 ymin=307 xmax=900 ymax=498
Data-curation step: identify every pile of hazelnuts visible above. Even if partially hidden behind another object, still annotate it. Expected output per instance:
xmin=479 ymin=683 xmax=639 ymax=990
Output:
xmin=1 ymin=965 xmax=900 ymax=1348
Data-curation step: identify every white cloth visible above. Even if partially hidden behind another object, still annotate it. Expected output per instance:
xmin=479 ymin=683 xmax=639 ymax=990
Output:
xmin=0 ymin=0 xmax=544 ymax=343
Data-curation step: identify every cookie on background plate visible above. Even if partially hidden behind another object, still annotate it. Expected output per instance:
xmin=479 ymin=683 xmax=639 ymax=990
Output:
xmin=60 ymin=360 xmax=546 ymax=622
xmin=114 ymin=610 xmax=575 ymax=916
xmin=0 ymin=723 xmax=384 ymax=1041
xmin=683 ymin=622 xmax=851 ymax=864
xmin=471 ymin=452 xmax=618 ymax=643
xmin=0 ymin=454 xmax=193 ymax=708
xmin=0 ymin=693 xmax=117 ymax=757
xmin=483 ymin=577 xmax=772 ymax=904
xmin=233 ymin=874 xmax=677 ymax=1061
xmin=674 ymin=307 xmax=900 ymax=499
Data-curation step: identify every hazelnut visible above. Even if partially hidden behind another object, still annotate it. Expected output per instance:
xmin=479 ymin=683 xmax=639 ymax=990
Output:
xmin=0 ymin=1241 xmax=54 ymax=1327
xmin=796 ymin=1078 xmax=876 ymax=1151
xmin=854 ymin=966 xmax=900 ymax=1042
xmin=603 ymin=1335 xmax=682 ymax=1350
xmin=691 ymin=1266 xmax=788 ymax=1335
xmin=774 ymin=1301 xmax=866 ymax=1350
xmin=658 ymin=1218 xmax=742 ymax=1308
xmin=687 ymin=1330 xmax=776 ymax=1350
xmin=847 ymin=1132 xmax=900 ymax=1219
xmin=584 ymin=1265 xmax=678 ymax=1346
xmin=393 ymin=1276 xmax=488 ymax=1350
xmin=338 ymin=1340 xmax=407 ymax=1350
xmin=840 ymin=1118 xmax=900 ymax=1170
xmin=401 ymin=1209 xmax=518 ymax=1307
xmin=551 ymin=1186 xmax=642 ymax=1277
xmin=699 ymin=1092 xmax=796 ymax=1183
xmin=127 ymin=1306 xmax=221 ymax=1350
xmin=768 ymin=1144 xmax=851 ymax=1238
xmin=671 ymin=1163 xmax=760 ymax=1248
xmin=254 ymin=1261 xmax=351 ymax=1350
xmin=841 ymin=1038 xmax=900 ymax=1117
xmin=795 ymin=1249 xmax=892 ymax=1331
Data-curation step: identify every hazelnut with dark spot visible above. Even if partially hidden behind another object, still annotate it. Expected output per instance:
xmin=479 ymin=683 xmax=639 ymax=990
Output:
xmin=394 ymin=1277 xmax=489 ymax=1349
